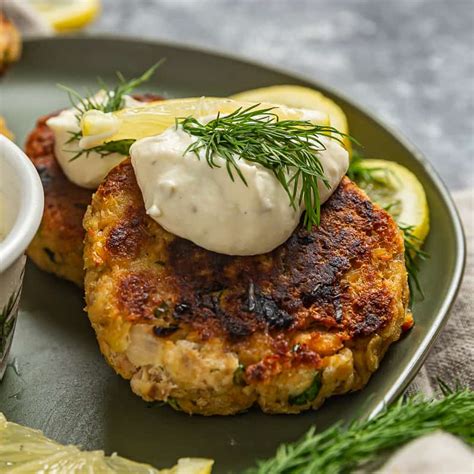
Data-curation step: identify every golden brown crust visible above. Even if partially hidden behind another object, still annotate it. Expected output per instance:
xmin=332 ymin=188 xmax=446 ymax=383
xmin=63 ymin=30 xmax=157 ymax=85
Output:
xmin=25 ymin=94 xmax=162 ymax=286
xmin=91 ymin=161 xmax=403 ymax=341
xmin=84 ymin=160 xmax=409 ymax=415
xmin=25 ymin=113 xmax=92 ymax=286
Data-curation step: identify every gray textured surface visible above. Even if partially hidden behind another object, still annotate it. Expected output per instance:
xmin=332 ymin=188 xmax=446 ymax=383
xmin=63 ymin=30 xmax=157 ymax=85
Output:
xmin=91 ymin=0 xmax=474 ymax=191
xmin=0 ymin=2 xmax=471 ymax=469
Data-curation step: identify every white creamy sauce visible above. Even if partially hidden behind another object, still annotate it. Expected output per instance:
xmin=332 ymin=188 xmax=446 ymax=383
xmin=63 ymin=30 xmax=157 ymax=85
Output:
xmin=46 ymin=93 xmax=143 ymax=189
xmin=0 ymin=191 xmax=12 ymax=242
xmin=131 ymin=123 xmax=348 ymax=255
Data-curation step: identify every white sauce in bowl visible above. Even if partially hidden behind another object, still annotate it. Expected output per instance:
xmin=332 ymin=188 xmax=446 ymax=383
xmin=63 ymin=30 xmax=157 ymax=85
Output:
xmin=0 ymin=190 xmax=13 ymax=242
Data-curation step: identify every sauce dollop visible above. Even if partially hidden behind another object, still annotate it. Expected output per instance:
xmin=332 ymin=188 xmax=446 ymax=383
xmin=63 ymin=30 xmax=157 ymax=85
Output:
xmin=46 ymin=93 xmax=143 ymax=189
xmin=131 ymin=124 xmax=348 ymax=255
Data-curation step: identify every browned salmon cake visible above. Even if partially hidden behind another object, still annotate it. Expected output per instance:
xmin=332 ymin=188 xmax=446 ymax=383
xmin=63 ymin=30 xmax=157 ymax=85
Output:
xmin=83 ymin=160 xmax=409 ymax=415
xmin=25 ymin=94 xmax=162 ymax=286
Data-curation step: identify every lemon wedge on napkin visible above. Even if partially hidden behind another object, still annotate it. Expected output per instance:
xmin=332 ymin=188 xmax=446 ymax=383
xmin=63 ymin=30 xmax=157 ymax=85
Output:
xmin=28 ymin=0 xmax=100 ymax=32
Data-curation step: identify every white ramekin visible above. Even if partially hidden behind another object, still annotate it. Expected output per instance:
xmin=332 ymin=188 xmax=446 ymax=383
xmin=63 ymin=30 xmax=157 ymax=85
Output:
xmin=0 ymin=135 xmax=43 ymax=378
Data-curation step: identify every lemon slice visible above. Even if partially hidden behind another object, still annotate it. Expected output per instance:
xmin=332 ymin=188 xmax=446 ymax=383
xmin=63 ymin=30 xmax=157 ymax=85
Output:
xmin=162 ymin=458 xmax=214 ymax=474
xmin=0 ymin=412 xmax=213 ymax=473
xmin=81 ymin=97 xmax=329 ymax=147
xmin=28 ymin=0 xmax=100 ymax=32
xmin=231 ymin=85 xmax=351 ymax=153
xmin=350 ymin=159 xmax=429 ymax=243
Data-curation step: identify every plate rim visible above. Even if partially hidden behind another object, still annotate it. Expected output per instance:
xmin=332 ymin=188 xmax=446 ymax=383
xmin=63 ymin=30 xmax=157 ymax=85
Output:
xmin=17 ymin=34 xmax=467 ymax=414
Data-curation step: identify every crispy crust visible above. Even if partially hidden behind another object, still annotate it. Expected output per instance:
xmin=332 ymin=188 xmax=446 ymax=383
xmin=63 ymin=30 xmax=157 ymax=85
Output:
xmin=84 ymin=160 xmax=410 ymax=415
xmin=25 ymin=94 xmax=162 ymax=286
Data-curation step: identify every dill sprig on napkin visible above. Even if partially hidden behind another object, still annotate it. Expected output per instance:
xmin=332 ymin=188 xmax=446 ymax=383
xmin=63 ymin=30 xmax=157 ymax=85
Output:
xmin=247 ymin=384 xmax=474 ymax=474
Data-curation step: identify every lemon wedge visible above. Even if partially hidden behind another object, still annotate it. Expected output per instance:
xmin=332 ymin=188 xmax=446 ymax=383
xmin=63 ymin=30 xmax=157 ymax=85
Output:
xmin=80 ymin=97 xmax=329 ymax=147
xmin=162 ymin=458 xmax=214 ymax=474
xmin=350 ymin=159 xmax=430 ymax=244
xmin=231 ymin=85 xmax=351 ymax=153
xmin=28 ymin=0 xmax=100 ymax=32
xmin=0 ymin=412 xmax=213 ymax=473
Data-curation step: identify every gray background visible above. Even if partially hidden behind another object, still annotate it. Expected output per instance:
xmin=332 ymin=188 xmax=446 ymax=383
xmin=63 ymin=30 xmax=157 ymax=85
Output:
xmin=0 ymin=1 xmax=471 ymax=468
xmin=91 ymin=0 xmax=474 ymax=191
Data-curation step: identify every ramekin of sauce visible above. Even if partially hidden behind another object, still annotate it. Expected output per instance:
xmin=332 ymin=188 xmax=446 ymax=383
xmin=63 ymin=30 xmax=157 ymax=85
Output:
xmin=0 ymin=135 xmax=43 ymax=379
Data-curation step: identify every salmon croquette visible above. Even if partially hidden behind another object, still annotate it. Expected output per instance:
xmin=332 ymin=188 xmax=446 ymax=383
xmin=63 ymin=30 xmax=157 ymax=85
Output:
xmin=25 ymin=94 xmax=162 ymax=286
xmin=83 ymin=160 xmax=409 ymax=415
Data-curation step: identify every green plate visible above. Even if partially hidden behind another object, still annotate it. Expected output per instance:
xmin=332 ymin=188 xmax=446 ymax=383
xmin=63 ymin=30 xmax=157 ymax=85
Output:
xmin=0 ymin=37 xmax=465 ymax=473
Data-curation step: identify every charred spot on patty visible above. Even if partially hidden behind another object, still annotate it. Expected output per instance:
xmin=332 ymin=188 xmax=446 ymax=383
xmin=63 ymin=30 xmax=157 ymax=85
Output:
xmin=173 ymin=302 xmax=192 ymax=317
xmin=43 ymin=247 xmax=56 ymax=263
xmin=153 ymin=325 xmax=179 ymax=337
xmin=167 ymin=237 xmax=234 ymax=284
xmin=246 ymin=282 xmax=294 ymax=330
xmin=106 ymin=210 xmax=148 ymax=258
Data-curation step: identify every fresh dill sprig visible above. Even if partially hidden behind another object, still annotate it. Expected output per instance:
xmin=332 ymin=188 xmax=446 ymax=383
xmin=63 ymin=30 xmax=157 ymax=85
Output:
xmin=179 ymin=105 xmax=349 ymax=229
xmin=246 ymin=386 xmax=474 ymax=474
xmin=59 ymin=61 xmax=163 ymax=160
xmin=400 ymin=223 xmax=429 ymax=299
xmin=67 ymin=139 xmax=136 ymax=161
xmin=59 ymin=61 xmax=163 ymax=118
xmin=346 ymin=150 xmax=387 ymax=183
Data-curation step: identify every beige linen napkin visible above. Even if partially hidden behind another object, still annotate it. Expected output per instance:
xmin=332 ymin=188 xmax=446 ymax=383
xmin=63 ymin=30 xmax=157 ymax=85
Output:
xmin=382 ymin=190 xmax=473 ymax=473
xmin=409 ymin=188 xmax=474 ymax=395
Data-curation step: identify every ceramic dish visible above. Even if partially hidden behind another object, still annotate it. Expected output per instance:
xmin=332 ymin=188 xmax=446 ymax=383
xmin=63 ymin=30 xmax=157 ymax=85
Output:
xmin=0 ymin=136 xmax=43 ymax=378
xmin=0 ymin=37 xmax=465 ymax=473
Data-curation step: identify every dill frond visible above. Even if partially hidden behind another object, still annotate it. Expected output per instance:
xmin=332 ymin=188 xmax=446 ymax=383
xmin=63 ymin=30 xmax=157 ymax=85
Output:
xmin=58 ymin=61 xmax=163 ymax=160
xmin=179 ymin=105 xmax=349 ymax=229
xmin=248 ymin=386 xmax=474 ymax=474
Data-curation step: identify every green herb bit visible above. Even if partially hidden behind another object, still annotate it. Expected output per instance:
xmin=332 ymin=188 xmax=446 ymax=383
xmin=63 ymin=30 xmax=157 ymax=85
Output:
xmin=167 ymin=397 xmax=181 ymax=411
xmin=233 ymin=364 xmax=246 ymax=386
xmin=68 ymin=139 xmax=136 ymax=162
xmin=346 ymin=150 xmax=387 ymax=184
xmin=400 ymin=223 xmax=429 ymax=300
xmin=179 ymin=105 xmax=350 ymax=229
xmin=288 ymin=372 xmax=322 ymax=406
xmin=59 ymin=60 xmax=163 ymax=119
xmin=248 ymin=385 xmax=474 ymax=474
